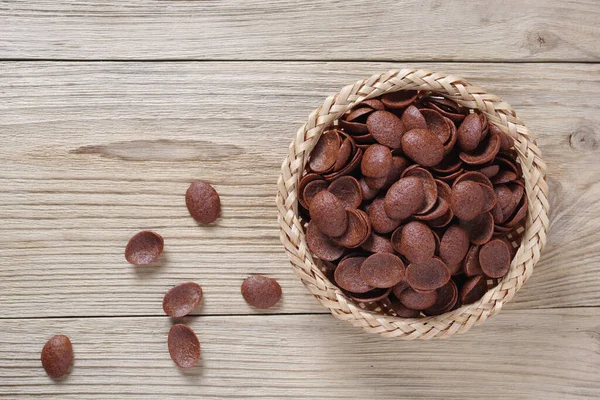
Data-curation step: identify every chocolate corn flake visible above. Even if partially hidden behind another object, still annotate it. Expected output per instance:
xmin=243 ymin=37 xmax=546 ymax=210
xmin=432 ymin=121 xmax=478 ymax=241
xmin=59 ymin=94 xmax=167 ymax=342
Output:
xmin=302 ymin=91 xmax=526 ymax=317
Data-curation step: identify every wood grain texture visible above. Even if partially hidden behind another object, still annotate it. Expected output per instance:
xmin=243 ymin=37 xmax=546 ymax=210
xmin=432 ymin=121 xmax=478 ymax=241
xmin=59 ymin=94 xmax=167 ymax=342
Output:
xmin=1 ymin=0 xmax=599 ymax=61
xmin=1 ymin=62 xmax=599 ymax=318
xmin=1 ymin=311 xmax=599 ymax=399
xmin=1 ymin=0 xmax=599 ymax=394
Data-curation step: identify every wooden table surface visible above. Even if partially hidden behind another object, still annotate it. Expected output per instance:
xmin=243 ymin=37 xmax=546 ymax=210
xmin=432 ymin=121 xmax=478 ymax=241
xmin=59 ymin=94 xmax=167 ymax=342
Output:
xmin=1 ymin=1 xmax=599 ymax=399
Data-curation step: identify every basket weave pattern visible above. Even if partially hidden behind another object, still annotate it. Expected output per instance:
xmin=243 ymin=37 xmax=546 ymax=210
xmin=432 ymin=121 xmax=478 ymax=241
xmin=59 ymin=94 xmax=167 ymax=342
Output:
xmin=277 ymin=69 xmax=549 ymax=339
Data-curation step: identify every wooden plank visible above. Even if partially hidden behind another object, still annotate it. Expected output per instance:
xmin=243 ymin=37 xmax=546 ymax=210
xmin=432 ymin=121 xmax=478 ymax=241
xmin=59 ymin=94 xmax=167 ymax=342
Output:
xmin=0 ymin=311 xmax=599 ymax=399
xmin=0 ymin=62 xmax=599 ymax=318
xmin=0 ymin=0 xmax=599 ymax=61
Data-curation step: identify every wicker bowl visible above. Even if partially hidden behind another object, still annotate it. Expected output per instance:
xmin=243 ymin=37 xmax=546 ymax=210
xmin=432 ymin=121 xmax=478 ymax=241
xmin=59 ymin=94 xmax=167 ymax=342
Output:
xmin=277 ymin=69 xmax=549 ymax=339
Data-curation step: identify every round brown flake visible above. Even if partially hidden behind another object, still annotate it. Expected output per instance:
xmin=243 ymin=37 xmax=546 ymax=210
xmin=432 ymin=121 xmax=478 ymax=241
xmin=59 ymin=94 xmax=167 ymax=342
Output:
xmin=491 ymin=170 xmax=518 ymax=185
xmin=479 ymin=114 xmax=489 ymax=138
xmin=392 ymin=278 xmax=410 ymax=299
xmin=334 ymin=256 xmax=373 ymax=293
xmin=125 ymin=231 xmax=164 ymax=265
xmin=465 ymin=211 xmax=494 ymax=245
xmin=417 ymin=179 xmax=452 ymax=223
xmin=436 ymin=168 xmax=464 ymax=183
xmin=359 ymin=253 xmax=405 ymax=288
xmin=479 ymin=239 xmax=511 ymax=278
xmin=186 ymin=180 xmax=221 ymax=224
xmin=439 ymin=225 xmax=470 ymax=272
xmin=241 ymin=275 xmax=282 ymax=309
xmin=478 ymin=182 xmax=498 ymax=212
xmin=168 ymin=324 xmax=200 ymax=368
xmin=489 ymin=123 xmax=515 ymax=152
xmin=436 ymin=179 xmax=453 ymax=202
xmin=392 ymin=303 xmax=421 ymax=318
xmin=381 ymin=90 xmax=418 ymax=109
xmin=500 ymin=236 xmax=518 ymax=259
xmin=479 ymin=164 xmax=500 ymax=178
xmin=430 ymin=153 xmax=462 ymax=174
xmin=422 ymin=97 xmax=467 ymax=123
xmin=359 ymin=177 xmax=379 ymax=201
xmin=423 ymin=280 xmax=458 ymax=316
xmin=305 ymin=221 xmax=345 ymax=261
xmin=302 ymin=179 xmax=329 ymax=209
xmin=339 ymin=117 xmax=368 ymax=135
xmin=328 ymin=176 xmax=362 ymax=209
xmin=366 ymin=110 xmax=406 ymax=148
xmin=421 ymin=109 xmax=451 ymax=144
xmin=347 ymin=287 xmax=392 ymax=303
xmin=361 ymin=144 xmax=393 ymax=178
xmin=445 ymin=260 xmax=462 ymax=276
xmin=383 ymin=177 xmax=425 ymax=220
xmin=320 ymin=260 xmax=338 ymax=273
xmin=41 ymin=335 xmax=73 ymax=379
xmin=392 ymin=222 xmax=436 ymax=264
xmin=401 ymin=129 xmax=445 ymax=167
xmin=369 ymin=197 xmax=402 ymax=234
xmin=414 ymin=197 xmax=449 ymax=221
xmin=341 ymin=127 xmax=372 ymax=142
xmin=500 ymin=157 xmax=522 ymax=177
xmin=332 ymin=209 xmax=370 ymax=248
xmin=427 ymin=207 xmax=454 ymax=228
xmin=454 ymin=171 xmax=493 ymax=188
xmin=406 ymin=257 xmax=451 ymax=292
xmin=364 ymin=176 xmax=387 ymax=190
xmin=323 ymin=148 xmax=363 ymax=182
xmin=163 ymin=282 xmax=203 ymax=318
xmin=509 ymin=181 xmax=525 ymax=205
xmin=432 ymin=229 xmax=441 ymax=253
xmin=464 ymin=245 xmax=483 ymax=276
xmin=497 ymin=183 xmax=522 ymax=219
xmin=399 ymin=287 xmax=438 ymax=310
xmin=346 ymin=107 xmax=374 ymax=123
xmin=504 ymin=195 xmax=528 ymax=227
xmin=298 ymin=173 xmax=324 ymax=209
xmin=357 ymin=208 xmax=373 ymax=242
xmin=381 ymin=296 xmax=421 ymax=318
xmin=401 ymin=105 xmax=428 ymax=131
xmin=361 ymin=233 xmax=395 ymax=254
xmin=494 ymin=224 xmax=512 ymax=235
xmin=382 ymin=156 xmax=411 ymax=189
xmin=402 ymin=166 xmax=438 ymax=214
xmin=309 ymin=190 xmax=348 ymax=237
xmin=334 ymin=137 xmax=354 ymax=172
xmin=442 ymin=116 xmax=458 ymax=154
xmin=459 ymin=130 xmax=501 ymax=165
xmin=308 ymin=130 xmax=341 ymax=172
xmin=460 ymin=275 xmax=488 ymax=305
xmin=457 ymin=113 xmax=483 ymax=152
xmin=500 ymin=131 xmax=515 ymax=152
xmin=361 ymin=99 xmax=385 ymax=110
xmin=451 ymin=181 xmax=486 ymax=221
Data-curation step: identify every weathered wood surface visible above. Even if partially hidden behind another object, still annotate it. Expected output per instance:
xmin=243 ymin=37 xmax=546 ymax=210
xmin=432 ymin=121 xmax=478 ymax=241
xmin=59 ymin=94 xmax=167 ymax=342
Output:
xmin=1 ymin=0 xmax=600 ymax=394
xmin=1 ymin=0 xmax=599 ymax=61
xmin=1 ymin=311 xmax=599 ymax=399
xmin=1 ymin=62 xmax=599 ymax=319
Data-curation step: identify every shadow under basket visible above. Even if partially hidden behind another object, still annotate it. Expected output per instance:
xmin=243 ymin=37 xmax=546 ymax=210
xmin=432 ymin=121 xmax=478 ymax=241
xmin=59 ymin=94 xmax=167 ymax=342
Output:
xmin=277 ymin=69 xmax=549 ymax=340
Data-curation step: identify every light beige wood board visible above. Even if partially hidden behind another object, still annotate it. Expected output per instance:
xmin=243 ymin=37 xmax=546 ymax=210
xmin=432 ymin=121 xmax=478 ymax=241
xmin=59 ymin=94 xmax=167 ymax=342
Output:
xmin=0 ymin=62 xmax=599 ymax=318
xmin=0 ymin=0 xmax=599 ymax=61
xmin=1 ymin=311 xmax=599 ymax=399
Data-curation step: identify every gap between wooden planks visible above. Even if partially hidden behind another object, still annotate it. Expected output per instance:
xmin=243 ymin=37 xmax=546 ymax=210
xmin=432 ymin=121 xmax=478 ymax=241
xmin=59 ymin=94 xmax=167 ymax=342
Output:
xmin=0 ymin=0 xmax=598 ymax=61
xmin=0 ymin=62 xmax=599 ymax=319
xmin=0 ymin=311 xmax=599 ymax=399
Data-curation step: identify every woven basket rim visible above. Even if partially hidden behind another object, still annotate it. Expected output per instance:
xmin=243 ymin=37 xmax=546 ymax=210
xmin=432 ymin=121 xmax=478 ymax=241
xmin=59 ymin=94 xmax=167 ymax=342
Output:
xmin=276 ymin=69 xmax=549 ymax=340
